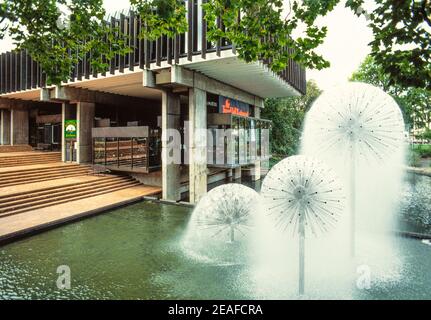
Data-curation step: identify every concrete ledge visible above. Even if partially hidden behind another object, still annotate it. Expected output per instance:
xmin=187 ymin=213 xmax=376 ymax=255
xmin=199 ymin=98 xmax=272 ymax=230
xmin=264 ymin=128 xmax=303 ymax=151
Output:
xmin=395 ymin=230 xmax=431 ymax=240
xmin=406 ymin=166 xmax=431 ymax=177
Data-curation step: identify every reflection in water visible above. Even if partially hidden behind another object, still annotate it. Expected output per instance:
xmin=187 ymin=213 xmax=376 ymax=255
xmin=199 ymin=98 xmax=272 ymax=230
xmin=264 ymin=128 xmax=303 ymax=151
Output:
xmin=0 ymin=174 xmax=430 ymax=300
xmin=399 ymin=173 xmax=431 ymax=233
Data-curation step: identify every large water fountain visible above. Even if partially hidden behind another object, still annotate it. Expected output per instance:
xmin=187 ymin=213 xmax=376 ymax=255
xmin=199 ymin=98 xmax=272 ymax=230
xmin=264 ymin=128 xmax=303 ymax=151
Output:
xmin=184 ymin=82 xmax=408 ymax=299
xmin=301 ymin=82 xmax=406 ymax=256
xmin=0 ymin=79 xmax=428 ymax=299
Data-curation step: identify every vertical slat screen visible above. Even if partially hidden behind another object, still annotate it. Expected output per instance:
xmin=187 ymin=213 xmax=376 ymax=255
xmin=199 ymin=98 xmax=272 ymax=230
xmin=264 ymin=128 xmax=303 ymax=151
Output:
xmin=0 ymin=9 xmax=307 ymax=96
xmin=187 ymin=0 xmax=194 ymax=61
xmin=119 ymin=14 xmax=126 ymax=73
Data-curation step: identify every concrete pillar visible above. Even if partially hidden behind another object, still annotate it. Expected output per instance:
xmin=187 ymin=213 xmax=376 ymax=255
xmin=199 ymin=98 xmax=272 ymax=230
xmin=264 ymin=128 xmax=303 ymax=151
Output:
xmin=254 ymin=106 xmax=261 ymax=119
xmin=161 ymin=91 xmax=182 ymax=201
xmin=252 ymin=105 xmax=262 ymax=180
xmin=233 ymin=167 xmax=242 ymax=180
xmin=188 ymin=88 xmax=207 ymax=204
xmin=76 ymin=102 xmax=95 ymax=164
xmin=61 ymin=103 xmax=76 ymax=162
xmin=10 ymin=108 xmax=29 ymax=145
xmin=250 ymin=161 xmax=261 ymax=181
xmin=0 ymin=109 xmax=11 ymax=145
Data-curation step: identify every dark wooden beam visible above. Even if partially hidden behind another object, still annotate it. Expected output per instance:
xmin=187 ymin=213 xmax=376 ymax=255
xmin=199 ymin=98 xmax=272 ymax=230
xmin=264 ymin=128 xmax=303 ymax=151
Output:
xmin=0 ymin=97 xmax=60 ymax=109
xmin=42 ymin=86 xmax=157 ymax=108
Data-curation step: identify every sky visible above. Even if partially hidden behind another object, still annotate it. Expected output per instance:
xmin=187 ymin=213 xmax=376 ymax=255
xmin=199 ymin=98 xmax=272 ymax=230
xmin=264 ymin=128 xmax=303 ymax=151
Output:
xmin=0 ymin=0 xmax=374 ymax=91
xmin=300 ymin=1 xmax=374 ymax=90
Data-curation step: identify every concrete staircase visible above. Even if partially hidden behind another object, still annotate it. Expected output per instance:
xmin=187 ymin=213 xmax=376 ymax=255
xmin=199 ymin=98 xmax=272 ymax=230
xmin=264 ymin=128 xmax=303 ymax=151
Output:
xmin=0 ymin=163 xmax=93 ymax=187
xmin=0 ymin=152 xmax=61 ymax=167
xmin=0 ymin=174 xmax=141 ymax=218
xmin=0 ymin=145 xmax=33 ymax=153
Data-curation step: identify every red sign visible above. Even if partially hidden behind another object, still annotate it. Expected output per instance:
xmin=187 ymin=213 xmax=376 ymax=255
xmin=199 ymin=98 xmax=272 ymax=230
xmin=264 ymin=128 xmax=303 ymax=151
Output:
xmin=219 ymin=96 xmax=250 ymax=117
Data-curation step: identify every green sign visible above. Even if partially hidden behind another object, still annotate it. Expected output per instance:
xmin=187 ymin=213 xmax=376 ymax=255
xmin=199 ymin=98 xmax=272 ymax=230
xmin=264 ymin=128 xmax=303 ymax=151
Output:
xmin=65 ymin=120 xmax=77 ymax=139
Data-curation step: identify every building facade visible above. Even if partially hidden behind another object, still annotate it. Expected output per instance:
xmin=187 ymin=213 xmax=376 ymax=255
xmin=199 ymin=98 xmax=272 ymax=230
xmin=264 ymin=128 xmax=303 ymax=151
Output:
xmin=0 ymin=4 xmax=306 ymax=203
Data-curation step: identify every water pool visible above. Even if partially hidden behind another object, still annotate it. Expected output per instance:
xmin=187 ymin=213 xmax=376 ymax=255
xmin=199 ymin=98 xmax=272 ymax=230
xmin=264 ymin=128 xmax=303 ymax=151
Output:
xmin=0 ymin=175 xmax=430 ymax=300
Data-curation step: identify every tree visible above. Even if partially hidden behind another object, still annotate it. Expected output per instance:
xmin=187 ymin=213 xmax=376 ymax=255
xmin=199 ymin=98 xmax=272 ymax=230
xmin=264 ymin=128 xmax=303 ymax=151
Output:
xmin=418 ymin=128 xmax=431 ymax=141
xmin=0 ymin=0 xmax=187 ymax=85
xmin=347 ymin=0 xmax=431 ymax=89
xmin=351 ymin=55 xmax=431 ymax=130
xmin=204 ymin=0 xmax=338 ymax=72
xmin=1 ymin=1 xmax=429 ymax=89
xmin=262 ymin=80 xmax=321 ymax=156
xmin=0 ymin=0 xmax=340 ymax=85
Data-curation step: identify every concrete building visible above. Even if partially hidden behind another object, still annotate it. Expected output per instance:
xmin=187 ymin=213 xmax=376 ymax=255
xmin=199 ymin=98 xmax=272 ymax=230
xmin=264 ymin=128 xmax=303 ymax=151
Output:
xmin=0 ymin=6 xmax=305 ymax=204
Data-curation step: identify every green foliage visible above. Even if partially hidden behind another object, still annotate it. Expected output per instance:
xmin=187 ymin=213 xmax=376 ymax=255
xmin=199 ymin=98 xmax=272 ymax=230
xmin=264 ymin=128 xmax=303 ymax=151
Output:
xmin=203 ymin=0 xmax=338 ymax=72
xmin=0 ymin=0 xmax=130 ymax=85
xmin=407 ymin=148 xmax=421 ymax=167
xmin=262 ymin=80 xmax=321 ymax=156
xmin=412 ymin=144 xmax=431 ymax=158
xmin=131 ymin=0 xmax=187 ymax=40
xmin=1 ymin=0 xmax=429 ymax=90
xmin=347 ymin=0 xmax=431 ymax=89
xmin=351 ymin=55 xmax=431 ymax=130
xmin=0 ymin=0 xmax=186 ymax=85
xmin=419 ymin=129 xmax=431 ymax=142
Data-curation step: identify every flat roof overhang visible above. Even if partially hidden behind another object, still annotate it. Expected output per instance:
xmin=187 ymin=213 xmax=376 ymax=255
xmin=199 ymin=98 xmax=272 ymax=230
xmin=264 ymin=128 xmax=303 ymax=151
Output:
xmin=0 ymin=89 xmax=44 ymax=101
xmin=64 ymin=71 xmax=161 ymax=100
xmin=59 ymin=52 xmax=301 ymax=100
xmin=175 ymin=52 xmax=301 ymax=98
xmin=0 ymin=52 xmax=301 ymax=103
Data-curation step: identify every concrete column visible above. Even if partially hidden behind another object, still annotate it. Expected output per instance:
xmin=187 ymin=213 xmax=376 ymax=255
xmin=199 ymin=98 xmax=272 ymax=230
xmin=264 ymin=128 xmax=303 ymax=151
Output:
xmin=250 ymin=161 xmax=261 ymax=181
xmin=10 ymin=108 xmax=29 ymax=145
xmin=233 ymin=167 xmax=242 ymax=180
xmin=188 ymin=88 xmax=207 ymax=204
xmin=252 ymin=106 xmax=262 ymax=180
xmin=76 ymin=102 xmax=95 ymax=164
xmin=61 ymin=103 xmax=76 ymax=162
xmin=161 ymin=91 xmax=182 ymax=201
xmin=254 ymin=106 xmax=261 ymax=119
xmin=0 ymin=109 xmax=11 ymax=145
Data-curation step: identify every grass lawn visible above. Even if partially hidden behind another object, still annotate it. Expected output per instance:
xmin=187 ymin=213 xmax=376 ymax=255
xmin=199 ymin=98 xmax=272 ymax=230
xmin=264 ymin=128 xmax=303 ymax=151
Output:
xmin=412 ymin=144 xmax=431 ymax=158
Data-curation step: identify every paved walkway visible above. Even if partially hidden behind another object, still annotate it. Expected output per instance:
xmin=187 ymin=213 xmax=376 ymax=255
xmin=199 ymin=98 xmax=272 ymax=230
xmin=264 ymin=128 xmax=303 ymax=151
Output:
xmin=0 ymin=184 xmax=161 ymax=243
xmin=0 ymin=161 xmax=162 ymax=244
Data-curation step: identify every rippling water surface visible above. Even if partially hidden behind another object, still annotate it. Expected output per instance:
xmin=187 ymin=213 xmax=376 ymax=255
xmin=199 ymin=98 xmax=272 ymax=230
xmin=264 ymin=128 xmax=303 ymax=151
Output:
xmin=0 ymin=175 xmax=430 ymax=300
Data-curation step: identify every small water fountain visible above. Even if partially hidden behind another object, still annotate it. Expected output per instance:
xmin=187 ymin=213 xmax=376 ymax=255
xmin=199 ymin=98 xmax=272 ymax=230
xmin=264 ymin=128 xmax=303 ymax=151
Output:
xmin=260 ymin=155 xmax=345 ymax=295
xmin=183 ymin=183 xmax=261 ymax=264
xmin=301 ymin=82 xmax=405 ymax=256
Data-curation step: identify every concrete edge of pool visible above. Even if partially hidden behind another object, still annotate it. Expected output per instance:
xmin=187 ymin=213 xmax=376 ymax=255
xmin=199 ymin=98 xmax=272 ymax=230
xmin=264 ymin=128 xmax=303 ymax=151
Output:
xmin=0 ymin=171 xmax=430 ymax=246
xmin=1 ymin=201 xmax=430 ymax=248
xmin=0 ymin=186 xmax=168 ymax=246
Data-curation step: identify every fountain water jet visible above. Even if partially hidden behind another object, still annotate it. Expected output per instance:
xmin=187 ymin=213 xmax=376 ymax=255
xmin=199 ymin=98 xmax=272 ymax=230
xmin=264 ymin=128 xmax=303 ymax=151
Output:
xmin=260 ymin=155 xmax=345 ymax=295
xmin=183 ymin=184 xmax=261 ymax=264
xmin=301 ymin=82 xmax=405 ymax=257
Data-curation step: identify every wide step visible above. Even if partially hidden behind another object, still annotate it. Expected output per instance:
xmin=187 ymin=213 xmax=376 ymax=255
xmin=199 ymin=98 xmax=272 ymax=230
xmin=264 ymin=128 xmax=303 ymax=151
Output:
xmin=0 ymin=164 xmax=93 ymax=187
xmin=0 ymin=153 xmax=61 ymax=168
xmin=0 ymin=175 xmax=140 ymax=217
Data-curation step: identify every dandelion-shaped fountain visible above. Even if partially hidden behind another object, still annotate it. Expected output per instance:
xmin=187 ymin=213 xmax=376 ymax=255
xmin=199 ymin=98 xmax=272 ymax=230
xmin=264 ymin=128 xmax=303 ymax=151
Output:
xmin=183 ymin=184 xmax=260 ymax=264
xmin=260 ymin=155 xmax=345 ymax=295
xmin=302 ymin=82 xmax=405 ymax=256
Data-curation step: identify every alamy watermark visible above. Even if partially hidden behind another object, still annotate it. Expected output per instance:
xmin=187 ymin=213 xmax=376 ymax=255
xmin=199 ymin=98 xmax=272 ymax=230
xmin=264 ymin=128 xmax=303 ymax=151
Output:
xmin=161 ymin=124 xmax=271 ymax=167
xmin=56 ymin=265 xmax=71 ymax=290
xmin=356 ymin=264 xmax=371 ymax=290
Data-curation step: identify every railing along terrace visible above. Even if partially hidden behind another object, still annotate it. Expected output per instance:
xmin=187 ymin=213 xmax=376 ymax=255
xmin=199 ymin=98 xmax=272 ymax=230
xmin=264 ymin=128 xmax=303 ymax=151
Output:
xmin=0 ymin=1 xmax=306 ymax=96
xmin=92 ymin=126 xmax=162 ymax=173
